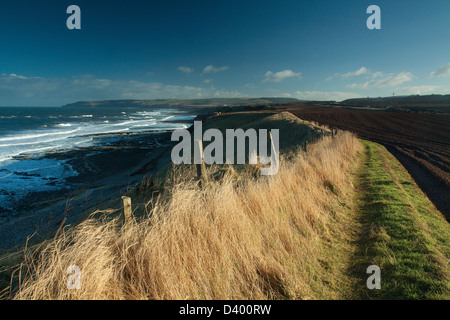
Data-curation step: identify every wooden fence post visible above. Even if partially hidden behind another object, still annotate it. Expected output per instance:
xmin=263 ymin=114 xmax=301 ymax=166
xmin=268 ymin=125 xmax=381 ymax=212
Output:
xmin=195 ymin=139 xmax=207 ymax=187
xmin=122 ymin=196 xmax=132 ymax=228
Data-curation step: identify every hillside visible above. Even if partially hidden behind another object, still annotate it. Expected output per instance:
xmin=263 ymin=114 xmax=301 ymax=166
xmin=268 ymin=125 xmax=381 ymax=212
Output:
xmin=61 ymin=97 xmax=299 ymax=111
xmin=1 ymin=111 xmax=448 ymax=300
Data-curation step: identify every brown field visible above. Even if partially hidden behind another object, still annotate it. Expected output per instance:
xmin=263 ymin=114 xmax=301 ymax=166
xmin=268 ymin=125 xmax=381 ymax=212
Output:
xmin=276 ymin=104 xmax=450 ymax=219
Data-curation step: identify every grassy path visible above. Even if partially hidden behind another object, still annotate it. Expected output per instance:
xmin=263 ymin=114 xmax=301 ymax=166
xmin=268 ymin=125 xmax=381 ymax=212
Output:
xmin=349 ymin=140 xmax=450 ymax=299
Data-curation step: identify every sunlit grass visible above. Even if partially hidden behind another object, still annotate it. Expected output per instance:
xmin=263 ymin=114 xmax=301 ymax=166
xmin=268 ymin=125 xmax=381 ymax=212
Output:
xmin=13 ymin=131 xmax=361 ymax=300
xmin=351 ymin=141 xmax=450 ymax=299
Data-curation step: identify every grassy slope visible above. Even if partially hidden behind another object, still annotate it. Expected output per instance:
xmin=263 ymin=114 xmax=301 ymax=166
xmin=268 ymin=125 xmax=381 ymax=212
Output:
xmin=1 ymin=112 xmax=449 ymax=300
xmin=10 ymin=116 xmax=361 ymax=299
xmin=351 ymin=140 xmax=450 ymax=299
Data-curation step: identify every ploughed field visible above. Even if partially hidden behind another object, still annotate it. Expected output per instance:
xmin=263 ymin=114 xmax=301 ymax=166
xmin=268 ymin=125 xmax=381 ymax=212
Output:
xmin=279 ymin=104 xmax=450 ymax=219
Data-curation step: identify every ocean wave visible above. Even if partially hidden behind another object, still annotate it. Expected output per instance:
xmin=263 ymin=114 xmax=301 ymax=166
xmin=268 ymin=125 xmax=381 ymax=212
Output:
xmin=133 ymin=111 xmax=160 ymax=117
xmin=0 ymin=109 xmax=193 ymax=167
xmin=112 ymin=120 xmax=135 ymax=126
xmin=15 ymin=145 xmax=63 ymax=155
xmin=0 ymin=145 xmax=62 ymax=164
xmin=0 ymin=158 xmax=78 ymax=209
xmin=114 ymin=119 xmax=158 ymax=127
xmin=0 ymin=128 xmax=81 ymax=142
xmin=100 ymin=128 xmax=131 ymax=134
xmin=0 ymin=136 xmax=69 ymax=147
xmin=130 ymin=124 xmax=154 ymax=128
xmin=162 ymin=115 xmax=174 ymax=121
xmin=69 ymin=115 xmax=93 ymax=119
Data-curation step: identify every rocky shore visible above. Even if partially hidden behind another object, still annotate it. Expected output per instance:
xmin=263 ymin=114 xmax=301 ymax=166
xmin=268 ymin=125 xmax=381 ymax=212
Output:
xmin=0 ymin=129 xmax=178 ymax=251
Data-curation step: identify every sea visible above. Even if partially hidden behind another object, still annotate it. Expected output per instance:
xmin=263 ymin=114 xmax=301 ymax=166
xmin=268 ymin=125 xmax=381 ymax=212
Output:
xmin=0 ymin=106 xmax=195 ymax=213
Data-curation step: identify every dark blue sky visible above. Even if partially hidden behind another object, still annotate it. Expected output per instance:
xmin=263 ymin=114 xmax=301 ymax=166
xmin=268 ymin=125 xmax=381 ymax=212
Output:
xmin=1 ymin=0 xmax=449 ymax=106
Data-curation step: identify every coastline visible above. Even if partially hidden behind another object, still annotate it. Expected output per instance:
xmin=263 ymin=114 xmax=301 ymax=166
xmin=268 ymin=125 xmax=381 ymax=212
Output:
xmin=0 ymin=128 xmax=181 ymax=252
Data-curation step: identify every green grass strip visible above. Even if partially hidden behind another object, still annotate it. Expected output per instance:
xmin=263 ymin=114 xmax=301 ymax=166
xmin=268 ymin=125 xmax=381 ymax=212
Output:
xmin=353 ymin=140 xmax=450 ymax=299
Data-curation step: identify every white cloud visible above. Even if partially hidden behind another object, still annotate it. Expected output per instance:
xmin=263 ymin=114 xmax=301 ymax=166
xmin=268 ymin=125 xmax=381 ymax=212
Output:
xmin=244 ymin=83 xmax=257 ymax=89
xmin=429 ymin=63 xmax=450 ymax=78
xmin=348 ymin=72 xmax=414 ymax=89
xmin=342 ymin=67 xmax=369 ymax=78
xmin=177 ymin=66 xmax=194 ymax=73
xmin=0 ymin=73 xmax=243 ymax=106
xmin=326 ymin=67 xmax=369 ymax=81
xmin=327 ymin=67 xmax=414 ymax=90
xmin=1 ymin=73 xmax=29 ymax=80
xmin=372 ymin=71 xmax=383 ymax=78
xmin=395 ymin=85 xmax=450 ymax=95
xmin=263 ymin=69 xmax=302 ymax=82
xmin=202 ymin=65 xmax=229 ymax=74
xmin=203 ymin=79 xmax=213 ymax=84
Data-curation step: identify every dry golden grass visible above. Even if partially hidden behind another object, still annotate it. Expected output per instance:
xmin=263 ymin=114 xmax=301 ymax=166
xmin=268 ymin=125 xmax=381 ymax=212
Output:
xmin=14 ymin=131 xmax=362 ymax=300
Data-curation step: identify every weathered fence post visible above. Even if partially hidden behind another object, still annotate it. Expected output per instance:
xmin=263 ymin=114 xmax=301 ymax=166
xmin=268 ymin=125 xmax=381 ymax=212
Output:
xmin=195 ymin=139 xmax=207 ymax=187
xmin=122 ymin=196 xmax=132 ymax=228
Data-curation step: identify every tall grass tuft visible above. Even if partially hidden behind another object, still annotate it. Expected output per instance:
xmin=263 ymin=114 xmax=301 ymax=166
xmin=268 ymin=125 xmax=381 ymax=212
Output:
xmin=15 ymin=131 xmax=361 ymax=300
